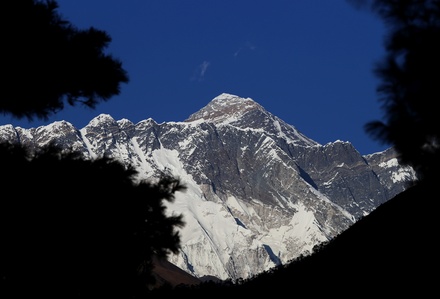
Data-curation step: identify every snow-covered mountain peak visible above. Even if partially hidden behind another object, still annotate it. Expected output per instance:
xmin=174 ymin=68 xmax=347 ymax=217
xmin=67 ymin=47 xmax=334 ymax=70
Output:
xmin=185 ymin=93 xmax=264 ymax=124
xmin=183 ymin=93 xmax=319 ymax=148
xmin=87 ymin=114 xmax=116 ymax=127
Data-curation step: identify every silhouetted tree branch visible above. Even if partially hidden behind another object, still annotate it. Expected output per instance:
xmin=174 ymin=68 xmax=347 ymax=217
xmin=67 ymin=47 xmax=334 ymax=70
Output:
xmin=0 ymin=143 xmax=186 ymax=298
xmin=348 ymin=0 xmax=440 ymax=182
xmin=1 ymin=0 xmax=129 ymax=121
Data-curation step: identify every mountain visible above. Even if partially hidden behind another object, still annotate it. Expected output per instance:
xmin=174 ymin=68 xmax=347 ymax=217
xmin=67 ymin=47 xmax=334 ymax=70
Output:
xmin=0 ymin=93 xmax=415 ymax=282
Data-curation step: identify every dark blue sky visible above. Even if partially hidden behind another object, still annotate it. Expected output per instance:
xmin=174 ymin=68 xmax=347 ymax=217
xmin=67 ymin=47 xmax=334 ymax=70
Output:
xmin=0 ymin=0 xmax=390 ymax=155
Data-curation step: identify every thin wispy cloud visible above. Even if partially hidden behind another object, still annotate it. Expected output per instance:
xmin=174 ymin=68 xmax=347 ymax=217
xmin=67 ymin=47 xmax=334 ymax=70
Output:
xmin=234 ymin=41 xmax=256 ymax=57
xmin=191 ymin=60 xmax=211 ymax=81
xmin=200 ymin=61 xmax=210 ymax=76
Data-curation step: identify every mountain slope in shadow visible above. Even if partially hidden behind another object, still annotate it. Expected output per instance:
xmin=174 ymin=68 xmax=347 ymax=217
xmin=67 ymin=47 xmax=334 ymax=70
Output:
xmin=150 ymin=256 xmax=202 ymax=289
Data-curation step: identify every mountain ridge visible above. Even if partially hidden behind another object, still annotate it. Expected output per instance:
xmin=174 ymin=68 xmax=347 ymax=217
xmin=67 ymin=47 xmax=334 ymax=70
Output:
xmin=0 ymin=93 xmax=415 ymax=282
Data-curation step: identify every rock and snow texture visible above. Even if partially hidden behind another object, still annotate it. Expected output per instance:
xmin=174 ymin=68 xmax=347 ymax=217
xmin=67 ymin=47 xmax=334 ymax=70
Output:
xmin=0 ymin=93 xmax=415 ymax=281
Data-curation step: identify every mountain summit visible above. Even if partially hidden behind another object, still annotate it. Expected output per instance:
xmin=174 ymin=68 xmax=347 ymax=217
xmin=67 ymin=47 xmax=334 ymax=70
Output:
xmin=185 ymin=93 xmax=264 ymax=124
xmin=0 ymin=93 xmax=415 ymax=282
xmin=187 ymin=93 xmax=318 ymax=148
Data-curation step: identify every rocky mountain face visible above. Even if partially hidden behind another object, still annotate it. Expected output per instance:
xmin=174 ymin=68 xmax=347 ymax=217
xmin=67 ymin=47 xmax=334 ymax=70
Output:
xmin=0 ymin=93 xmax=415 ymax=281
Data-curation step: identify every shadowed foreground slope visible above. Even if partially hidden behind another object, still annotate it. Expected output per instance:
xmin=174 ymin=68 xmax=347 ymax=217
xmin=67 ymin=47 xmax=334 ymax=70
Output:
xmin=150 ymin=257 xmax=202 ymax=289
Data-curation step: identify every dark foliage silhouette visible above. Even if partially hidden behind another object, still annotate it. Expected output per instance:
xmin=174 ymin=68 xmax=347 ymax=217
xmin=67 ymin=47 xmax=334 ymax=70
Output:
xmin=1 ymin=0 xmax=129 ymax=121
xmin=0 ymin=1 xmax=187 ymax=297
xmin=0 ymin=143 xmax=185 ymax=298
xmin=350 ymin=0 xmax=440 ymax=182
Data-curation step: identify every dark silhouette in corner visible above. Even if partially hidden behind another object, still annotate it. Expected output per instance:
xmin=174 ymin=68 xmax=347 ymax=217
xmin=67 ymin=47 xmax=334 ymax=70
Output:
xmin=355 ymin=0 xmax=440 ymax=183
xmin=0 ymin=143 xmax=185 ymax=298
xmin=1 ymin=0 xmax=128 ymax=121
xmin=0 ymin=1 xmax=185 ymax=298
